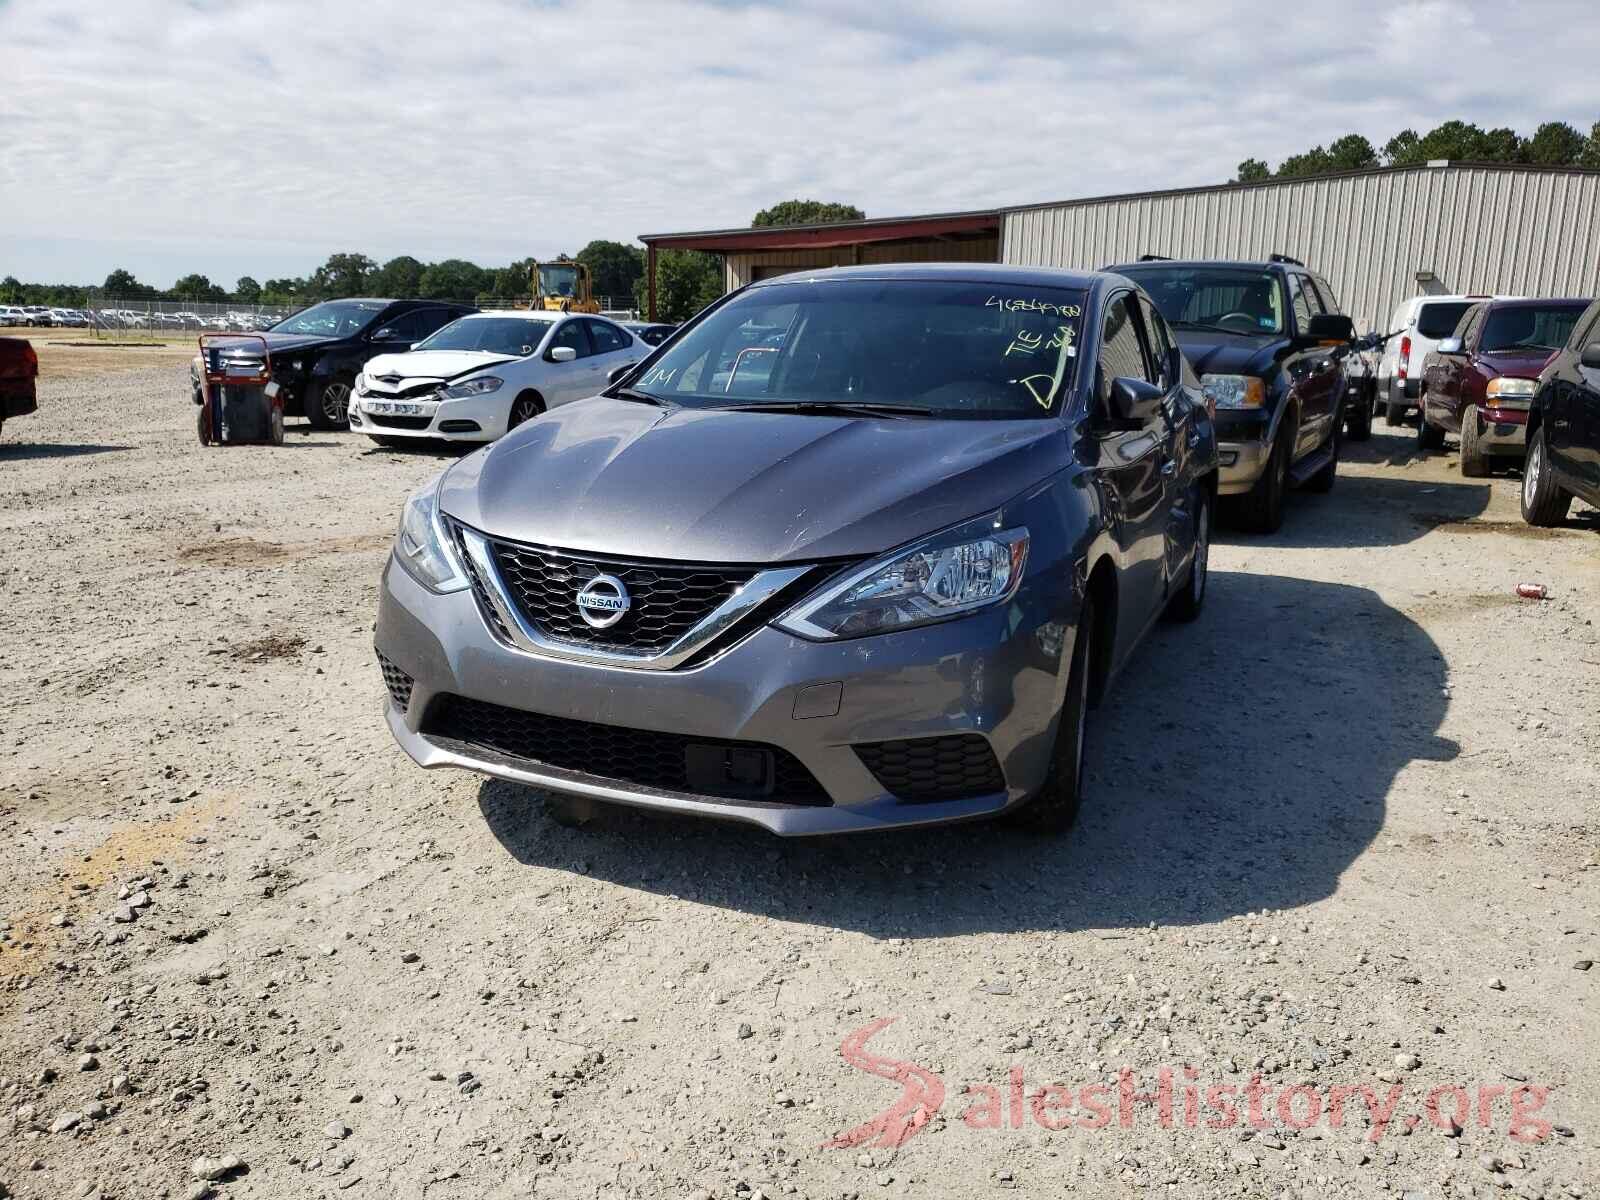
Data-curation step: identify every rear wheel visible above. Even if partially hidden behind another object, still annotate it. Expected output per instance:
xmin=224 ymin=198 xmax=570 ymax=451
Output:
xmin=306 ymin=377 xmax=353 ymax=430
xmin=1459 ymin=405 xmax=1490 ymax=477
xmin=1416 ymin=398 xmax=1446 ymax=450
xmin=1164 ymin=490 xmax=1209 ymax=622
xmin=1345 ymin=390 xmax=1372 ymax=441
xmin=1007 ymin=596 xmax=1093 ymax=834
xmin=1304 ymin=412 xmax=1341 ymax=493
xmin=1520 ymin=427 xmax=1572 ymax=527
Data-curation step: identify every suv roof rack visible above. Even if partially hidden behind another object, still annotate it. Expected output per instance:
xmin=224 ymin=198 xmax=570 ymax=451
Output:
xmin=1268 ymin=253 xmax=1305 ymax=267
xmin=1138 ymin=254 xmax=1172 ymax=262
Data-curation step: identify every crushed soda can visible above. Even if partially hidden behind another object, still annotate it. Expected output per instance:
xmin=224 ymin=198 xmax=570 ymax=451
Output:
xmin=1515 ymin=582 xmax=1548 ymax=600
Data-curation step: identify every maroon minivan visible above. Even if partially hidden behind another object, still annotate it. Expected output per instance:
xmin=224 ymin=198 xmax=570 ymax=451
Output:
xmin=1417 ymin=298 xmax=1591 ymax=476
xmin=0 ymin=336 xmax=39 ymax=439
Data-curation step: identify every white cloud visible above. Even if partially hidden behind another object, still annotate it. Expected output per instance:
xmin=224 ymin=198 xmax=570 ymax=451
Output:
xmin=0 ymin=0 xmax=1595 ymax=286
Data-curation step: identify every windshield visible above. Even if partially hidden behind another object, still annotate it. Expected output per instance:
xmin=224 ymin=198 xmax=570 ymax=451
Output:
xmin=1118 ymin=266 xmax=1284 ymax=335
xmin=538 ymin=264 xmax=580 ymax=299
xmin=271 ymin=300 xmax=386 ymax=337
xmin=1415 ymin=302 xmax=1474 ymax=339
xmin=626 ymin=279 xmax=1086 ymax=418
xmin=417 ymin=316 xmax=552 ymax=356
xmin=1480 ymin=304 xmax=1586 ymax=355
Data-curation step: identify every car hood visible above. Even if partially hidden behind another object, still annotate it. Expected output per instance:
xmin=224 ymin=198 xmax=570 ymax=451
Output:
xmin=438 ymin=398 xmax=1070 ymax=564
xmin=363 ymin=349 xmax=515 ymax=382
xmin=1478 ymin=348 xmax=1559 ymax=377
xmin=1169 ymin=330 xmax=1289 ymax=378
xmin=250 ymin=332 xmax=343 ymax=354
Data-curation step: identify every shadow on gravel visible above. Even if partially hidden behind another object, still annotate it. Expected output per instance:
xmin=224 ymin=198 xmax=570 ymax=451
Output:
xmin=477 ymin=569 xmax=1455 ymax=936
xmin=0 ymin=441 xmax=131 ymax=460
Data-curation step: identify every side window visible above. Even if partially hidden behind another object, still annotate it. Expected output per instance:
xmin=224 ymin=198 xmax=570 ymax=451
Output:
xmin=586 ymin=319 xmax=630 ymax=354
xmin=1099 ymin=293 xmax=1154 ymax=401
xmin=374 ymin=309 xmax=426 ymax=342
xmin=549 ymin=320 xmax=591 ymax=360
xmin=1312 ymin=275 xmax=1344 ymax=314
xmin=1458 ymin=305 xmax=1485 ymax=345
xmin=1572 ymin=304 xmax=1600 ymax=350
xmin=411 ymin=307 xmax=457 ymax=340
xmin=1292 ymin=276 xmax=1324 ymax=331
xmin=1138 ymin=297 xmax=1177 ymax=390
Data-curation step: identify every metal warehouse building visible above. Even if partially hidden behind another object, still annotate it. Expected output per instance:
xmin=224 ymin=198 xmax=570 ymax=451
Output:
xmin=641 ymin=161 xmax=1600 ymax=331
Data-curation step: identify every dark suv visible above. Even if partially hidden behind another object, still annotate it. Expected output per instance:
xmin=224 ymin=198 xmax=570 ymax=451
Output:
xmin=1106 ymin=255 xmax=1356 ymax=533
xmin=1522 ymin=296 xmax=1600 ymax=527
xmin=188 ymin=298 xmax=475 ymax=429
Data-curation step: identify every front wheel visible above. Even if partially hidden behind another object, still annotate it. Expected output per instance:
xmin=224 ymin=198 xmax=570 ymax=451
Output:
xmin=1006 ymin=597 xmax=1093 ymax=834
xmin=305 ymin=377 xmax=353 ymax=430
xmin=1233 ymin=422 xmax=1291 ymax=534
xmin=1520 ymin=427 xmax=1572 ymax=527
xmin=1459 ymin=405 xmax=1490 ymax=477
xmin=507 ymin=391 xmax=545 ymax=431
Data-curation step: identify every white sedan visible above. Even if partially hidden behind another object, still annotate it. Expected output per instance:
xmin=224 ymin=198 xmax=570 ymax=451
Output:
xmin=349 ymin=310 xmax=647 ymax=446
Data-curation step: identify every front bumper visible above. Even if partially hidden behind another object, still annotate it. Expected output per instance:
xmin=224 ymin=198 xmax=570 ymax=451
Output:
xmin=351 ymin=392 xmax=507 ymax=443
xmin=374 ymin=555 xmax=1072 ymax=835
xmin=1212 ymin=409 xmax=1273 ymax=495
xmin=1475 ymin=408 xmax=1529 ymax=454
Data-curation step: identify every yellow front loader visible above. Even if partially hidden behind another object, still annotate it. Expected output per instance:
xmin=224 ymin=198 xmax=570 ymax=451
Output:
xmin=530 ymin=261 xmax=600 ymax=313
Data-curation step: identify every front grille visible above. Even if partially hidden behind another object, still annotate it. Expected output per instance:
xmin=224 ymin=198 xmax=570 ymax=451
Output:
xmin=365 ymin=413 xmax=433 ymax=430
xmin=377 ymin=651 xmax=413 ymax=711
xmin=424 ymin=695 xmax=831 ymax=806
xmin=855 ymin=734 xmax=1005 ymax=803
xmin=485 ymin=537 xmax=756 ymax=654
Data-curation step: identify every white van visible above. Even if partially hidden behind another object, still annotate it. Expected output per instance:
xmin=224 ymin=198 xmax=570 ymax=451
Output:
xmin=1376 ymin=294 xmax=1515 ymax=425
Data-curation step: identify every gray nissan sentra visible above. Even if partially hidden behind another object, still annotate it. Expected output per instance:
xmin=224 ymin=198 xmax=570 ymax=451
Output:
xmin=375 ymin=264 xmax=1217 ymax=835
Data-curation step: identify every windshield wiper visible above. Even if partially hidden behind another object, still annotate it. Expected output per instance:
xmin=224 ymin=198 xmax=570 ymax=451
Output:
xmin=713 ymin=401 xmax=935 ymax=419
xmin=612 ymin=386 xmax=669 ymax=406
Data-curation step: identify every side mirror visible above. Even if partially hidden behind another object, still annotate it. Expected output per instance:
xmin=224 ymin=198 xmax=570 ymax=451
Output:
xmin=1581 ymin=342 xmax=1600 ymax=369
xmin=548 ymin=346 xmax=578 ymax=363
xmin=1107 ymin=376 xmax=1165 ymax=427
xmin=1436 ymin=337 xmax=1466 ymax=356
xmin=606 ymin=363 xmax=635 ymax=385
xmin=1304 ymin=313 xmax=1355 ymax=343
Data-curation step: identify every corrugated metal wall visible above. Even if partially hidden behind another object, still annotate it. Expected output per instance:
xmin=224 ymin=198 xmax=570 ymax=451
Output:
xmin=1001 ymin=164 xmax=1600 ymax=333
xmin=725 ymin=235 xmax=999 ymax=290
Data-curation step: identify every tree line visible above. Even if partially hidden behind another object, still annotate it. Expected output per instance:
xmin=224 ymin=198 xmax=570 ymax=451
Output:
xmin=1235 ymin=117 xmax=1600 ymax=182
xmin=1 ymin=199 xmax=868 ymax=322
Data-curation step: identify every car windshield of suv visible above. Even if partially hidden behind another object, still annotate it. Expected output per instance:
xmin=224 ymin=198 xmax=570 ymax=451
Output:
xmin=1415 ymin=301 xmax=1474 ymax=339
xmin=271 ymin=300 xmax=386 ymax=337
xmin=1479 ymin=304 xmax=1586 ymax=355
xmin=417 ymin=317 xmax=553 ymax=356
xmin=1117 ymin=266 xmax=1284 ymax=335
xmin=625 ymin=279 xmax=1086 ymax=418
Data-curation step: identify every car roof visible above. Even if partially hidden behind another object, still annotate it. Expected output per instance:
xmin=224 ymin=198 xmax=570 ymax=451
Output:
xmin=1107 ymin=258 xmax=1297 ymax=273
xmin=460 ymin=309 xmax=559 ymax=320
xmin=743 ymin=262 xmax=1104 ymax=290
xmin=1476 ymin=297 xmax=1592 ymax=309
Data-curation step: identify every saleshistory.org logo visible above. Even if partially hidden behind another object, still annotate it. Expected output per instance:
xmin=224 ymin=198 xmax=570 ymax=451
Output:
xmin=823 ymin=1018 xmax=1555 ymax=1149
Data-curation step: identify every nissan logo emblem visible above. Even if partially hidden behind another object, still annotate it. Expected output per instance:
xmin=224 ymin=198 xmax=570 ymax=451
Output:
xmin=575 ymin=574 xmax=630 ymax=629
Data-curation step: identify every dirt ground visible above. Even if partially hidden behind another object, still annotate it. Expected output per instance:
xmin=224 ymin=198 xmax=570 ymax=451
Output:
xmin=2 ymin=362 xmax=1597 ymax=1200
xmin=0 ymin=329 xmax=196 ymax=380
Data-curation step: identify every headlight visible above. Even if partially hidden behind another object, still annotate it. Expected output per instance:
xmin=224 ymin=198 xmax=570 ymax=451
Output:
xmin=394 ymin=475 xmax=469 ymax=594
xmin=776 ymin=515 xmax=1028 ymax=640
xmin=440 ymin=376 xmax=504 ymax=399
xmin=1486 ymin=377 xmax=1537 ymax=399
xmin=354 ymin=373 xmax=368 ymax=395
xmin=1201 ymin=374 xmax=1266 ymax=409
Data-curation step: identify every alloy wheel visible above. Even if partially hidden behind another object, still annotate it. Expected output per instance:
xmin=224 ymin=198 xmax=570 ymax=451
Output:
xmin=510 ymin=395 xmax=541 ymax=428
xmin=1192 ymin=500 xmax=1209 ymax=605
xmin=1524 ymin=438 xmax=1541 ymax=507
xmin=321 ymin=381 xmax=352 ymax=423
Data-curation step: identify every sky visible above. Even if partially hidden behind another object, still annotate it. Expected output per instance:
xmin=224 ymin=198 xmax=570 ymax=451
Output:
xmin=2 ymin=0 xmax=1597 ymax=289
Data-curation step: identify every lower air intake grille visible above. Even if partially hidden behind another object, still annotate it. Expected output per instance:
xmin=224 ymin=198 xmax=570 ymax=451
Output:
xmin=855 ymin=734 xmax=1005 ymax=803
xmin=377 ymin=651 xmax=414 ymax=711
xmin=424 ymin=695 xmax=832 ymax=806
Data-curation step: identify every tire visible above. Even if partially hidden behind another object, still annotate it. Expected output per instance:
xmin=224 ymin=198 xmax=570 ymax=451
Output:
xmin=1520 ymin=426 xmax=1572 ymax=527
xmin=1304 ymin=411 xmax=1341 ymax=493
xmin=507 ymin=391 xmax=545 ymax=431
xmin=1164 ymin=489 xmax=1209 ymax=622
xmin=1385 ymin=399 xmax=1409 ymax=427
xmin=197 ymin=404 xmax=211 ymax=446
xmin=305 ymin=377 xmax=353 ymax=430
xmin=1345 ymin=392 xmax=1372 ymax=441
xmin=1459 ymin=405 xmax=1490 ymax=477
xmin=1234 ymin=420 xmax=1291 ymax=534
xmin=1416 ymin=398 xmax=1446 ymax=450
xmin=268 ymin=405 xmax=285 ymax=446
xmin=1007 ymin=595 xmax=1094 ymax=834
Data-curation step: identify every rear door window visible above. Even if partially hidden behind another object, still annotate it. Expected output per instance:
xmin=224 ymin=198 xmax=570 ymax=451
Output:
xmin=585 ymin=319 xmax=631 ymax=354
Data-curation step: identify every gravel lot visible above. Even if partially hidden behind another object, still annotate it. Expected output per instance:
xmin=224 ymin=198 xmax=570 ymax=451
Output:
xmin=2 ymin=363 xmax=1597 ymax=1199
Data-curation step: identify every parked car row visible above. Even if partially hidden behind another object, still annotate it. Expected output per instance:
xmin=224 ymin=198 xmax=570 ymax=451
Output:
xmin=1 ymin=305 xmax=90 ymax=328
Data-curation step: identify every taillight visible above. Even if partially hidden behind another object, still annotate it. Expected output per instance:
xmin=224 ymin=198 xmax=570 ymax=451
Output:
xmin=1397 ymin=335 xmax=1411 ymax=379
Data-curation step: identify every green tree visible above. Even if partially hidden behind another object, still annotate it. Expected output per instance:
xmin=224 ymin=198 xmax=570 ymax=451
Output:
xmin=1384 ymin=129 xmax=1422 ymax=165
xmin=1525 ymin=120 xmax=1586 ymax=165
xmin=488 ymin=258 xmax=536 ymax=304
xmin=1581 ymin=119 xmax=1600 ymax=169
xmin=311 ymin=252 xmax=377 ymax=298
xmin=417 ymin=259 xmax=491 ymax=303
xmin=171 ymin=273 xmax=227 ymax=302
xmin=1480 ymin=127 xmax=1526 ymax=163
xmin=634 ymin=250 xmax=722 ymax=322
xmin=0 ymin=276 xmax=22 ymax=304
xmin=1276 ymin=146 xmax=1335 ymax=178
xmin=575 ymin=240 xmax=644 ymax=306
xmin=234 ymin=276 xmax=262 ymax=303
xmin=1325 ymin=134 xmax=1379 ymax=171
xmin=371 ymin=255 xmax=425 ymax=297
xmin=102 ymin=268 xmax=153 ymax=298
xmin=751 ymin=199 xmax=865 ymax=227
xmin=1234 ymin=158 xmax=1271 ymax=182
xmin=261 ymin=277 xmax=306 ymax=305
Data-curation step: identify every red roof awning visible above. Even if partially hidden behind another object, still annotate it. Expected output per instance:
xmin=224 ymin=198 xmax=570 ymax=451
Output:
xmin=640 ymin=212 xmax=999 ymax=253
